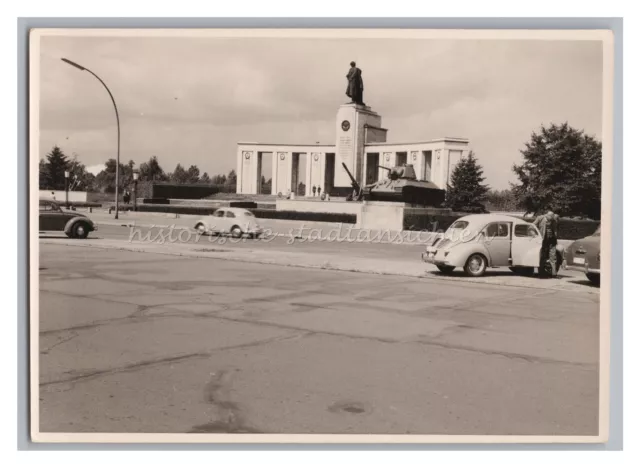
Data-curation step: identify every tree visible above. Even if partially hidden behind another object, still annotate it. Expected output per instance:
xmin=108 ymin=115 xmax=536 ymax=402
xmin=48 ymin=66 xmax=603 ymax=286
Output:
xmin=67 ymin=155 xmax=96 ymax=191
xmin=199 ymin=172 xmax=211 ymax=184
xmin=223 ymin=169 xmax=237 ymax=192
xmin=186 ymin=165 xmax=201 ymax=184
xmin=93 ymin=159 xmax=137 ymax=193
xmin=445 ymin=151 xmax=489 ymax=211
xmin=485 ymin=188 xmax=520 ymax=212
xmin=169 ymin=164 xmax=189 ymax=184
xmin=139 ymin=156 xmax=167 ymax=182
xmin=226 ymin=169 xmax=237 ymax=186
xmin=39 ymin=159 xmax=51 ymax=189
xmin=44 ymin=145 xmax=70 ymax=190
xmin=512 ymin=122 xmax=601 ymax=219
xmin=212 ymin=174 xmax=227 ymax=185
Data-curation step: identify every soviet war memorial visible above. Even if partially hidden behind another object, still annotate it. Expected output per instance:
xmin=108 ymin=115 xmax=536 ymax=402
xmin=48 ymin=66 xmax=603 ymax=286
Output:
xmin=32 ymin=30 xmax=609 ymax=443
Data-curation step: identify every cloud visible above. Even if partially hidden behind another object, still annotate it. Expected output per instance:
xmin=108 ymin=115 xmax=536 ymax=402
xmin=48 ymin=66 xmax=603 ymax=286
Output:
xmin=39 ymin=35 xmax=603 ymax=189
xmin=86 ymin=163 xmax=106 ymax=175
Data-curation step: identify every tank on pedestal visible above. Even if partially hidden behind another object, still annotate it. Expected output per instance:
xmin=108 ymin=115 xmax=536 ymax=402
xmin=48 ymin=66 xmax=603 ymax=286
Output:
xmin=342 ymin=162 xmax=446 ymax=206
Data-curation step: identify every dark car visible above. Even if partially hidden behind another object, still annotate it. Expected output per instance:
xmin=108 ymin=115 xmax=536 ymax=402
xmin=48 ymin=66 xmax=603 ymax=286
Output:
xmin=564 ymin=225 xmax=601 ymax=285
xmin=39 ymin=200 xmax=97 ymax=239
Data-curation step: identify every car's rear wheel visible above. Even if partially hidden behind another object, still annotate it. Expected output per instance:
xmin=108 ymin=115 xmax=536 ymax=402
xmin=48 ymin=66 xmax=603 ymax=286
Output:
xmin=72 ymin=222 xmax=89 ymax=239
xmin=230 ymin=226 xmax=243 ymax=238
xmin=464 ymin=254 xmax=487 ymax=277
xmin=436 ymin=265 xmax=455 ymax=274
xmin=195 ymin=223 xmax=206 ymax=234
xmin=586 ymin=273 xmax=600 ymax=286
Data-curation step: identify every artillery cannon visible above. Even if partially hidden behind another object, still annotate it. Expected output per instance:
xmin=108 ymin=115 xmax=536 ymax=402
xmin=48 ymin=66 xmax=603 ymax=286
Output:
xmin=341 ymin=162 xmax=446 ymax=206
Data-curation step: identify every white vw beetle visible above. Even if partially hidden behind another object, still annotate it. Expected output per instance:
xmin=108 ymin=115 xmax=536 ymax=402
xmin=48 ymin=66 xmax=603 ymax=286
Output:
xmin=422 ymin=214 xmax=565 ymax=277
xmin=193 ymin=207 xmax=264 ymax=238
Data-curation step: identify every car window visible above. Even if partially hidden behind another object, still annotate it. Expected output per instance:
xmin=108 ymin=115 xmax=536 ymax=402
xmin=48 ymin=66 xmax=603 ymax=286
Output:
xmin=514 ymin=224 xmax=538 ymax=238
xmin=449 ymin=221 xmax=469 ymax=230
xmin=486 ymin=222 xmax=509 ymax=238
xmin=40 ymin=202 xmax=60 ymax=212
xmin=213 ymin=210 xmax=224 ymax=217
xmin=242 ymin=211 xmax=255 ymax=217
xmin=225 ymin=211 xmax=236 ymax=218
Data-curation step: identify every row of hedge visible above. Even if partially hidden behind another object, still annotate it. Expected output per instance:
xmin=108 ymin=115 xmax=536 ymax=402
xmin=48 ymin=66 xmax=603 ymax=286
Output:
xmin=60 ymin=202 xmax=103 ymax=208
xmin=403 ymin=213 xmax=600 ymax=240
xmin=151 ymin=183 xmax=232 ymax=200
xmin=126 ymin=204 xmax=358 ymax=224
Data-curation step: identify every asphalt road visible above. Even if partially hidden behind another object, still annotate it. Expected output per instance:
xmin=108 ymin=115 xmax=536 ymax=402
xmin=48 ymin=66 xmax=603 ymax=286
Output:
xmin=39 ymin=243 xmax=599 ymax=435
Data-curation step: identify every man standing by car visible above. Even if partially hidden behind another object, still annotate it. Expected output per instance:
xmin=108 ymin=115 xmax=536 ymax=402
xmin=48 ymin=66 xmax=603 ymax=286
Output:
xmin=535 ymin=210 xmax=558 ymax=277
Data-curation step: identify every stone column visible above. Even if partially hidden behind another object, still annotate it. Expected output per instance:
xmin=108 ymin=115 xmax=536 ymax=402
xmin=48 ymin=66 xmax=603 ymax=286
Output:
xmin=305 ymin=152 xmax=313 ymax=197
xmin=239 ymin=149 xmax=257 ymax=194
xmin=334 ymin=104 xmax=385 ymax=188
xmin=236 ymin=147 xmax=244 ymax=194
xmin=274 ymin=151 xmax=291 ymax=196
xmin=271 ymin=151 xmax=279 ymax=195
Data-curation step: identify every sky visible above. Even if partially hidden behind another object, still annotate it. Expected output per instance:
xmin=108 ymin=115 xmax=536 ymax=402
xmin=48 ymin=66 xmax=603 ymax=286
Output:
xmin=38 ymin=35 xmax=604 ymax=189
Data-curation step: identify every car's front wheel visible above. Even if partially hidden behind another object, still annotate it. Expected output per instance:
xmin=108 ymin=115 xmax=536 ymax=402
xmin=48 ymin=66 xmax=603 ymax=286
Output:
xmin=71 ymin=222 xmax=89 ymax=239
xmin=230 ymin=226 xmax=243 ymax=238
xmin=464 ymin=254 xmax=487 ymax=277
xmin=586 ymin=273 xmax=600 ymax=286
xmin=195 ymin=223 xmax=207 ymax=234
xmin=436 ymin=265 xmax=455 ymax=274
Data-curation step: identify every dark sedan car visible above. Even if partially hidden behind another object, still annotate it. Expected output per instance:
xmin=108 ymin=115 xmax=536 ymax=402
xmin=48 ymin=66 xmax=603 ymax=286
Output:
xmin=564 ymin=225 xmax=601 ymax=285
xmin=39 ymin=200 xmax=97 ymax=239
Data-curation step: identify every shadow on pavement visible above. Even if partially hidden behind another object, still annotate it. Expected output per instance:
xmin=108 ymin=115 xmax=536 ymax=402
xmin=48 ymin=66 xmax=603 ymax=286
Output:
xmin=566 ymin=279 xmax=600 ymax=289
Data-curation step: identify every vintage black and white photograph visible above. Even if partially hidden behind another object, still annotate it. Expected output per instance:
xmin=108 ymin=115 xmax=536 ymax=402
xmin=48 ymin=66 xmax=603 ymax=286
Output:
xmin=30 ymin=29 xmax=612 ymax=443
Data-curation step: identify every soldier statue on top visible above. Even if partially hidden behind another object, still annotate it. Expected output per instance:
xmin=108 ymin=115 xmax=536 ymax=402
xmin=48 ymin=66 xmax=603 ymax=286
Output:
xmin=346 ymin=61 xmax=365 ymax=105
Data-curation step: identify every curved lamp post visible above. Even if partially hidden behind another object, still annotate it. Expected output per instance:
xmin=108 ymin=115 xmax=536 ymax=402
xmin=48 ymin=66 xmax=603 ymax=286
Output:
xmin=61 ymin=58 xmax=121 ymax=219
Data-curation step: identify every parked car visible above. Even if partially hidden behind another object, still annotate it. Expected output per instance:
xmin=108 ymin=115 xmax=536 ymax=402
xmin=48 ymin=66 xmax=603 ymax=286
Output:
xmin=564 ymin=225 xmax=601 ymax=285
xmin=39 ymin=200 xmax=97 ymax=239
xmin=422 ymin=214 xmax=565 ymax=277
xmin=193 ymin=207 xmax=263 ymax=238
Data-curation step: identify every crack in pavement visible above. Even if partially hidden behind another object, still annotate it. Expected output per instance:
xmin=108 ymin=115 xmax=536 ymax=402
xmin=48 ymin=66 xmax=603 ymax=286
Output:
xmin=413 ymin=338 xmax=598 ymax=370
xmin=189 ymin=369 xmax=263 ymax=434
xmin=40 ymin=352 xmax=210 ymax=387
xmin=40 ymin=332 xmax=308 ymax=388
xmin=41 ymin=331 xmax=81 ymax=355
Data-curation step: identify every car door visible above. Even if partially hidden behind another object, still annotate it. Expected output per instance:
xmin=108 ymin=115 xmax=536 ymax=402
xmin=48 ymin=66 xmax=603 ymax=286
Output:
xmin=224 ymin=210 xmax=237 ymax=233
xmin=511 ymin=223 xmax=542 ymax=267
xmin=39 ymin=202 xmax=55 ymax=230
xmin=482 ymin=222 xmax=511 ymax=266
xmin=40 ymin=202 xmax=68 ymax=231
xmin=210 ymin=209 xmax=226 ymax=233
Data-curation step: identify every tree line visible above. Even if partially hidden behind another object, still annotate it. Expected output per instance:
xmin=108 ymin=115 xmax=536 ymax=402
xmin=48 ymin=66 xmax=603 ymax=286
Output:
xmin=39 ymin=148 xmax=239 ymax=194
xmin=444 ymin=122 xmax=601 ymax=219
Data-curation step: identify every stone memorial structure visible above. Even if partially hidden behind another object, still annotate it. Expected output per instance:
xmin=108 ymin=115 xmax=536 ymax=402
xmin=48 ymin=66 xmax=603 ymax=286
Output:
xmin=236 ymin=63 xmax=470 ymax=198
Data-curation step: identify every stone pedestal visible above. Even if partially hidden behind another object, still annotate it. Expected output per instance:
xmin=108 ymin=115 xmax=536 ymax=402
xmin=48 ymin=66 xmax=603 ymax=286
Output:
xmin=334 ymin=104 xmax=387 ymax=188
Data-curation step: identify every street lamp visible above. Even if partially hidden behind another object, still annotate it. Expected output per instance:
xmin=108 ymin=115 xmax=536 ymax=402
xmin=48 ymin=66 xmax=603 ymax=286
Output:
xmin=61 ymin=57 xmax=121 ymax=219
xmin=132 ymin=169 xmax=140 ymax=212
xmin=64 ymin=169 xmax=70 ymax=208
